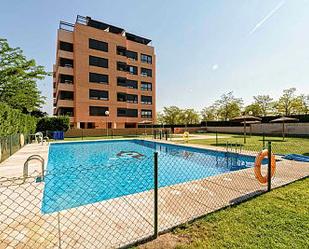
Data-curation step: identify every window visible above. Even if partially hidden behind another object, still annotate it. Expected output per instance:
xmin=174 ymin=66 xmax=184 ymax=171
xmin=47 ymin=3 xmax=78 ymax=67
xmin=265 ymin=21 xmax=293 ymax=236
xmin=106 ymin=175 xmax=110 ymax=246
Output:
xmin=126 ymin=79 xmax=138 ymax=89
xmin=117 ymin=62 xmax=127 ymax=71
xmin=116 ymin=46 xmax=137 ymax=60
xmin=89 ymin=56 xmax=108 ymax=68
xmin=117 ymin=108 xmax=138 ymax=117
xmin=58 ymin=107 xmax=74 ymax=117
xmin=117 ymin=93 xmax=138 ymax=103
xmin=89 ymin=72 xmax=108 ymax=84
xmin=59 ymin=41 xmax=73 ymax=52
xmin=117 ymin=77 xmax=138 ymax=89
xmin=60 ymin=74 xmax=74 ymax=84
xmin=141 ymin=95 xmax=152 ymax=105
xmin=59 ymin=91 xmax=74 ymax=100
xmin=117 ymin=62 xmax=137 ymax=75
xmin=89 ymin=38 xmax=108 ymax=52
xmin=141 ymin=54 xmax=152 ymax=64
xmin=89 ymin=106 xmax=109 ymax=116
xmin=141 ymin=82 xmax=152 ymax=91
xmin=89 ymin=90 xmax=108 ymax=100
xmin=87 ymin=122 xmax=95 ymax=129
xmin=128 ymin=65 xmax=137 ymax=75
xmin=141 ymin=68 xmax=152 ymax=77
xmin=59 ymin=58 xmax=73 ymax=68
xmin=141 ymin=110 xmax=152 ymax=118
xmin=117 ymin=46 xmax=126 ymax=56
xmin=126 ymin=50 xmax=138 ymax=60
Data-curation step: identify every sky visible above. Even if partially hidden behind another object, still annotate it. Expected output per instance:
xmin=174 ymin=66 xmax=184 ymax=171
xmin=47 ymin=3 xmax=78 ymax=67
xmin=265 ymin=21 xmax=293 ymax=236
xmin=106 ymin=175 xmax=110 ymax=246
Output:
xmin=1 ymin=0 xmax=309 ymax=114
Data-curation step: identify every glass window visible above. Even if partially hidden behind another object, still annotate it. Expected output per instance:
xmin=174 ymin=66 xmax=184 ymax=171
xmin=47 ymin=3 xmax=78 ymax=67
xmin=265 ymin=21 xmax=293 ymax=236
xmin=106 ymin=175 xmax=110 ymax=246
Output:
xmin=141 ymin=54 xmax=152 ymax=64
xmin=117 ymin=93 xmax=138 ymax=103
xmin=117 ymin=108 xmax=138 ymax=117
xmin=128 ymin=65 xmax=137 ymax=75
xmin=59 ymin=41 xmax=73 ymax=52
xmin=58 ymin=107 xmax=74 ymax=116
xmin=89 ymin=56 xmax=108 ymax=68
xmin=141 ymin=82 xmax=152 ymax=91
xmin=89 ymin=90 xmax=108 ymax=100
xmin=59 ymin=58 xmax=73 ymax=68
xmin=60 ymin=74 xmax=74 ymax=84
xmin=89 ymin=73 xmax=108 ymax=84
xmin=126 ymin=50 xmax=138 ymax=60
xmin=117 ymin=61 xmax=127 ymax=71
xmin=141 ymin=110 xmax=152 ymax=118
xmin=117 ymin=46 xmax=126 ymax=56
xmin=59 ymin=91 xmax=74 ymax=100
xmin=89 ymin=106 xmax=109 ymax=116
xmin=141 ymin=95 xmax=152 ymax=105
xmin=89 ymin=38 xmax=108 ymax=52
xmin=141 ymin=68 xmax=152 ymax=77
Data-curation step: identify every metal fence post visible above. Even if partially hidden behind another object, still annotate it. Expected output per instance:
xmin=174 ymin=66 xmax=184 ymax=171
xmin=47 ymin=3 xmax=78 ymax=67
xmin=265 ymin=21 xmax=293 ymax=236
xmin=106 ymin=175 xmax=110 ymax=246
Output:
xmin=9 ymin=135 xmax=12 ymax=156
xmin=216 ymin=131 xmax=218 ymax=146
xmin=153 ymin=152 xmax=158 ymax=239
xmin=267 ymin=141 xmax=272 ymax=192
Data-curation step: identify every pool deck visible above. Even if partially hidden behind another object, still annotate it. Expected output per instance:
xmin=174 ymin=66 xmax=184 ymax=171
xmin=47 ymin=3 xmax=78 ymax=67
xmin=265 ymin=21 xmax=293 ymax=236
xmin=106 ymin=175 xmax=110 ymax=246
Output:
xmin=0 ymin=140 xmax=308 ymax=248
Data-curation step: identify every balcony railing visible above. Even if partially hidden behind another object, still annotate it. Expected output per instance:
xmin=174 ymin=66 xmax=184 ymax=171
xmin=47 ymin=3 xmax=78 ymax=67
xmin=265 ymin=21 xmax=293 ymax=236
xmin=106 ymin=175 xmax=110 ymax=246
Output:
xmin=59 ymin=21 xmax=74 ymax=32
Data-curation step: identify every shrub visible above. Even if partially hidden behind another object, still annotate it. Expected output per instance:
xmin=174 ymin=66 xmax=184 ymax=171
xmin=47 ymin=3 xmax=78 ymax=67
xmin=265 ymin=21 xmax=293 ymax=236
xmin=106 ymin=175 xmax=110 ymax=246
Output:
xmin=0 ymin=102 xmax=37 ymax=136
xmin=36 ymin=116 xmax=70 ymax=133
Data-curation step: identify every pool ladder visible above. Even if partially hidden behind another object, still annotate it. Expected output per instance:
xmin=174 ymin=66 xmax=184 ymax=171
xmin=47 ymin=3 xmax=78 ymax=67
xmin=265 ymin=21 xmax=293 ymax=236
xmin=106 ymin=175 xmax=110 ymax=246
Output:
xmin=23 ymin=155 xmax=45 ymax=182
xmin=225 ymin=142 xmax=244 ymax=168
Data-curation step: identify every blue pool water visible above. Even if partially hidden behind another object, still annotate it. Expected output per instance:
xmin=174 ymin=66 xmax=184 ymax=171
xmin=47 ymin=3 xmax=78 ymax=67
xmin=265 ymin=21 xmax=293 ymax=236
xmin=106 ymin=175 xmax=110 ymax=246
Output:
xmin=42 ymin=140 xmax=259 ymax=213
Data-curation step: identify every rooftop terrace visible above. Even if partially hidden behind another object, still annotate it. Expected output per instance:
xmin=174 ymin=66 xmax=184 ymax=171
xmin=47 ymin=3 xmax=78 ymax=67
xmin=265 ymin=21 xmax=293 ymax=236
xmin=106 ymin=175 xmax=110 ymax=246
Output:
xmin=59 ymin=15 xmax=152 ymax=45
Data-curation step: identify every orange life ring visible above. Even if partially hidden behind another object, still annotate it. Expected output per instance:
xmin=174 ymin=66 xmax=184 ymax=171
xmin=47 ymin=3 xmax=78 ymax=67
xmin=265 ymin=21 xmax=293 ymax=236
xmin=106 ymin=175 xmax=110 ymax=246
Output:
xmin=254 ymin=149 xmax=276 ymax=184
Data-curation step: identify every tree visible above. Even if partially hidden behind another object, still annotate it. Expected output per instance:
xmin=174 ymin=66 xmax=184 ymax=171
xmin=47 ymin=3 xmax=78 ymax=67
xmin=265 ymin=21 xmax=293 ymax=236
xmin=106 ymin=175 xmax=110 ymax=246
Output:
xmin=244 ymin=103 xmax=262 ymax=116
xmin=180 ymin=109 xmax=200 ymax=124
xmin=215 ymin=92 xmax=243 ymax=120
xmin=0 ymin=38 xmax=49 ymax=112
xmin=253 ymin=95 xmax=273 ymax=116
xmin=201 ymin=105 xmax=218 ymax=121
xmin=275 ymin=88 xmax=303 ymax=115
xmin=158 ymin=106 xmax=182 ymax=125
xmin=36 ymin=116 xmax=70 ymax=133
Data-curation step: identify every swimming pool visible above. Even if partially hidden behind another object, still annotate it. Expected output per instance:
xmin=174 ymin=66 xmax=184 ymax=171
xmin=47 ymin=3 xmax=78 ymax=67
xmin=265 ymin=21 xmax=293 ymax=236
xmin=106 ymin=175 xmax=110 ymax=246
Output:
xmin=42 ymin=140 xmax=259 ymax=213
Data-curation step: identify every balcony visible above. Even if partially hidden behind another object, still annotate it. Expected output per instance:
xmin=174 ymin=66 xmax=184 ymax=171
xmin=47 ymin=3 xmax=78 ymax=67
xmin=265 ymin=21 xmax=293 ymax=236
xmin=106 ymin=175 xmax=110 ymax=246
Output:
xmin=59 ymin=58 xmax=73 ymax=68
xmin=117 ymin=62 xmax=137 ymax=75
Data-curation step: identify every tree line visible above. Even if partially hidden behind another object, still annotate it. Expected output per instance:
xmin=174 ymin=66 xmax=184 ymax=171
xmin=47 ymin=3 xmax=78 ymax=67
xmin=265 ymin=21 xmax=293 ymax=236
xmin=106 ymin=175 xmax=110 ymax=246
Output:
xmin=158 ymin=89 xmax=309 ymax=125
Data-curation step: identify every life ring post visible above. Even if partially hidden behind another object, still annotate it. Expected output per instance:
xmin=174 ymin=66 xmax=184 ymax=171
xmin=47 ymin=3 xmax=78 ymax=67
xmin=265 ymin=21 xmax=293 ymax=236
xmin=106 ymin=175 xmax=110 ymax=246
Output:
xmin=254 ymin=144 xmax=276 ymax=186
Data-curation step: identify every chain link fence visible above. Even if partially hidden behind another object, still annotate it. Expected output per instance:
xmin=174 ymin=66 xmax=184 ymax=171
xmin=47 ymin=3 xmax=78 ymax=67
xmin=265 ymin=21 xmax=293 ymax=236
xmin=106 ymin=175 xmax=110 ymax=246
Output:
xmin=0 ymin=139 xmax=308 ymax=248
xmin=0 ymin=134 xmax=31 ymax=163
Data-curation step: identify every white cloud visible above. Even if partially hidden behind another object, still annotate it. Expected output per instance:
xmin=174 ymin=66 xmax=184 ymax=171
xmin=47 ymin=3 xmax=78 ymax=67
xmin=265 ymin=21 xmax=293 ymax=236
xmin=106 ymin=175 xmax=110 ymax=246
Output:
xmin=249 ymin=1 xmax=285 ymax=35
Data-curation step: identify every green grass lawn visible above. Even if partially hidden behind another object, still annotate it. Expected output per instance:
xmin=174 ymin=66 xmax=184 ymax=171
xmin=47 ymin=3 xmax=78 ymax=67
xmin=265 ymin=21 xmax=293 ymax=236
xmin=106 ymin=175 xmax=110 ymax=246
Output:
xmin=140 ymin=178 xmax=309 ymax=249
xmin=176 ymin=133 xmax=309 ymax=155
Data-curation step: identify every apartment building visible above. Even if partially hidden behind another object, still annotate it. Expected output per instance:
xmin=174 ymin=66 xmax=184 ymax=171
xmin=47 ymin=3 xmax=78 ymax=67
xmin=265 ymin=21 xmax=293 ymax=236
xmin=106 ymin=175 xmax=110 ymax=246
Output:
xmin=53 ymin=15 xmax=156 ymax=129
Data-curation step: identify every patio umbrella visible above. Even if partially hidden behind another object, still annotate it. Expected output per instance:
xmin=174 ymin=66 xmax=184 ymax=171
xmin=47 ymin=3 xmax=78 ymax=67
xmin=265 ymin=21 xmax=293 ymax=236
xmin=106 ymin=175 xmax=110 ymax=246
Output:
xmin=232 ymin=115 xmax=262 ymax=143
xmin=270 ymin=117 xmax=299 ymax=140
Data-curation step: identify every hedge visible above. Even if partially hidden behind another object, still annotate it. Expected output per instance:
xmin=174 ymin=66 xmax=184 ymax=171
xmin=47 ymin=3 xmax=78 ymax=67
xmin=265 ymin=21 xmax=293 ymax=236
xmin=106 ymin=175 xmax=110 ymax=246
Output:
xmin=0 ymin=102 xmax=37 ymax=137
xmin=36 ymin=116 xmax=70 ymax=133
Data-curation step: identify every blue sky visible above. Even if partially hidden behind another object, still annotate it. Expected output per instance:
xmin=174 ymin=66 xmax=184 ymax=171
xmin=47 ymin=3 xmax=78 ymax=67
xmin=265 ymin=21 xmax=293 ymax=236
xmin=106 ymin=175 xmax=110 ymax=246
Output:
xmin=1 ymin=0 xmax=309 ymax=114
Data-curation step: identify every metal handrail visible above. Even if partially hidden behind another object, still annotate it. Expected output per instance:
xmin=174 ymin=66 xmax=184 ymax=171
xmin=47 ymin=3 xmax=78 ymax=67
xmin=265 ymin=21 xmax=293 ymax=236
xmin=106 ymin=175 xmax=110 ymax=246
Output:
xmin=23 ymin=155 xmax=45 ymax=182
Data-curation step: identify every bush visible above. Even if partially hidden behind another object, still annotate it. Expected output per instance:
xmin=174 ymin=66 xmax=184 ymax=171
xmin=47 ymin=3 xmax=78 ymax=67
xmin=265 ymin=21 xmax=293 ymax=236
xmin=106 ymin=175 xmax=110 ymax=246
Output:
xmin=36 ymin=116 xmax=70 ymax=133
xmin=0 ymin=102 xmax=37 ymax=136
